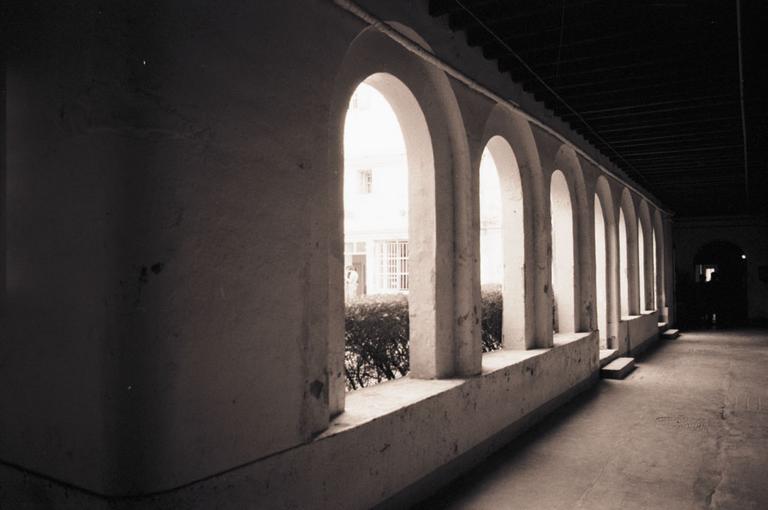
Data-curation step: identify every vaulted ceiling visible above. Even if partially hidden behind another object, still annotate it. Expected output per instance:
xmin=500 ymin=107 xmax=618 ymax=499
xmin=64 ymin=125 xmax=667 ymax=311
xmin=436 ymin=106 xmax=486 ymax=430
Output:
xmin=429 ymin=0 xmax=767 ymax=217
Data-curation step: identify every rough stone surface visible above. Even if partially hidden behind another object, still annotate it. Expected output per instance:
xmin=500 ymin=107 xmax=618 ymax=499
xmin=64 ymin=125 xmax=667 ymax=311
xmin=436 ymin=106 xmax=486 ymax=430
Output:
xmin=0 ymin=333 xmax=599 ymax=509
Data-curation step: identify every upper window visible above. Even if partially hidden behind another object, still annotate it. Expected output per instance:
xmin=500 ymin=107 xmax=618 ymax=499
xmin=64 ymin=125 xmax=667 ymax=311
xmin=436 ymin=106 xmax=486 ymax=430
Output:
xmin=358 ymin=169 xmax=373 ymax=194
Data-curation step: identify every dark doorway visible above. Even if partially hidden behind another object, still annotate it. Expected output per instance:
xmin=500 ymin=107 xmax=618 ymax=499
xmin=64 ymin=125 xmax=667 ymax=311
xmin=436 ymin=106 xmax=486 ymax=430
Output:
xmin=690 ymin=241 xmax=748 ymax=327
xmin=350 ymin=255 xmax=366 ymax=297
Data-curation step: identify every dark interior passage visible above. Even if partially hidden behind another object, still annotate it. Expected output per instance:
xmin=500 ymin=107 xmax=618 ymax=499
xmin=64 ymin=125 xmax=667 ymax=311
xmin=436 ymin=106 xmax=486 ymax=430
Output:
xmin=678 ymin=241 xmax=749 ymax=328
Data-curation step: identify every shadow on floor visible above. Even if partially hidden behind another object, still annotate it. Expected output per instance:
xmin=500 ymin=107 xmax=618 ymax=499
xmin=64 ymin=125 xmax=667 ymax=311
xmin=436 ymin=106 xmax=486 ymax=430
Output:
xmin=412 ymin=334 xmax=678 ymax=509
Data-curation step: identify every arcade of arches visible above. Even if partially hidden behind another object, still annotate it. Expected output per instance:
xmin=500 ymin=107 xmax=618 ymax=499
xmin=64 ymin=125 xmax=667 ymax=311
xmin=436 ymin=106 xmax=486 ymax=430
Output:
xmin=2 ymin=2 xmax=767 ymax=510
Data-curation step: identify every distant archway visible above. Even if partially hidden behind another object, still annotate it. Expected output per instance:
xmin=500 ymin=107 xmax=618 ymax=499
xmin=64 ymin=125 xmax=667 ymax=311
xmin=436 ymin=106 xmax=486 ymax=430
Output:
xmin=638 ymin=201 xmax=654 ymax=312
xmin=594 ymin=196 xmax=608 ymax=345
xmin=619 ymin=190 xmax=639 ymax=317
xmin=693 ymin=240 xmax=748 ymax=326
xmin=595 ymin=176 xmax=617 ymax=347
xmin=638 ymin=226 xmax=646 ymax=311
xmin=619 ymin=209 xmax=629 ymax=317
xmin=479 ymin=136 xmax=525 ymax=349
xmin=550 ymin=170 xmax=576 ymax=333
xmin=653 ymin=210 xmax=666 ymax=319
xmin=479 ymin=104 xmax=544 ymax=348
xmin=652 ymin=227 xmax=658 ymax=312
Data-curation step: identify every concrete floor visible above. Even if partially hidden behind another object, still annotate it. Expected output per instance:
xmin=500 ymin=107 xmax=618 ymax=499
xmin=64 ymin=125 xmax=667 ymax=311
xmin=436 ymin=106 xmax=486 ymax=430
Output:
xmin=416 ymin=329 xmax=768 ymax=510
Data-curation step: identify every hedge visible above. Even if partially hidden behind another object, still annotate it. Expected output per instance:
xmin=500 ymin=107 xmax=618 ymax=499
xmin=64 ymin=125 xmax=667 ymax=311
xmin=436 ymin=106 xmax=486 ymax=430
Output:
xmin=344 ymin=286 xmax=503 ymax=390
xmin=480 ymin=285 xmax=503 ymax=353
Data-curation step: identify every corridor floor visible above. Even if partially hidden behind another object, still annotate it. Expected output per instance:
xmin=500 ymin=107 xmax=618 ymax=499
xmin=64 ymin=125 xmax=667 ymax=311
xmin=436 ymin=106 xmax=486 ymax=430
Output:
xmin=416 ymin=329 xmax=768 ymax=510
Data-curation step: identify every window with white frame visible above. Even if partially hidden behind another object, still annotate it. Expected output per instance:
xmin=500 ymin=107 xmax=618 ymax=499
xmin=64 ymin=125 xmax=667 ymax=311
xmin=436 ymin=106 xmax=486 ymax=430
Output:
xmin=376 ymin=240 xmax=408 ymax=292
xmin=344 ymin=241 xmax=367 ymax=255
xmin=358 ymin=169 xmax=373 ymax=194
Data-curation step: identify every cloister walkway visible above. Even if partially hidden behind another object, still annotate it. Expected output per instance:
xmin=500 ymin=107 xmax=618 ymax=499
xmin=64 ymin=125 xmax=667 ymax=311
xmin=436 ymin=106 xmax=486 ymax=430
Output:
xmin=416 ymin=329 xmax=768 ymax=510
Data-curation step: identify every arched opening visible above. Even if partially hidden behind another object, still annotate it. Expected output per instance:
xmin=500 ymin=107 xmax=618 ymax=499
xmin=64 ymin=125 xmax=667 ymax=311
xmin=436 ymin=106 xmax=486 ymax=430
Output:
xmin=692 ymin=240 xmax=748 ymax=327
xmin=550 ymin=170 xmax=575 ymax=334
xmin=619 ymin=209 xmax=629 ymax=317
xmin=328 ymin=27 xmax=467 ymax=411
xmin=638 ymin=226 xmax=646 ymax=311
xmin=342 ymin=74 xmax=435 ymax=389
xmin=652 ymin=227 xmax=658 ymax=312
xmin=479 ymin=136 xmax=525 ymax=350
xmin=594 ymin=196 xmax=608 ymax=346
xmin=479 ymin=150 xmax=502 ymax=287
xmin=638 ymin=201 xmax=654 ymax=312
xmin=595 ymin=177 xmax=617 ymax=347
xmin=653 ymin=210 xmax=666 ymax=319
xmin=344 ymin=82 xmax=408 ymax=298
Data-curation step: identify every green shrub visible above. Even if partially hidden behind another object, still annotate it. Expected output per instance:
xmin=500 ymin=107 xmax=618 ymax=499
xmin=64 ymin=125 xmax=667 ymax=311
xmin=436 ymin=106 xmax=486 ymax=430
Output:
xmin=344 ymin=289 xmax=504 ymax=390
xmin=344 ymin=294 xmax=409 ymax=390
xmin=480 ymin=285 xmax=503 ymax=352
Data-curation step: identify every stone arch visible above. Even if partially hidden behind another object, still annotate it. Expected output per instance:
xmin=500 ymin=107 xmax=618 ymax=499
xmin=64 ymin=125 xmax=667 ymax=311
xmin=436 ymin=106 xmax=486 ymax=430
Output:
xmin=653 ymin=208 xmax=666 ymax=319
xmin=637 ymin=201 xmax=654 ymax=311
xmin=550 ymin=170 xmax=575 ymax=334
xmin=327 ymin=23 xmax=472 ymax=413
xmin=552 ymin=145 xmax=590 ymax=334
xmin=619 ymin=188 xmax=640 ymax=317
xmin=594 ymin=176 xmax=618 ymax=348
xmin=478 ymin=137 xmax=525 ymax=349
xmin=478 ymin=105 xmax=545 ymax=348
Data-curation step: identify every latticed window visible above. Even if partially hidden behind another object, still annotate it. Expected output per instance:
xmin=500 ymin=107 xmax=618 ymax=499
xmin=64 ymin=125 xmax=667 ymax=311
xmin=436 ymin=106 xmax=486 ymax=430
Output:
xmin=375 ymin=240 xmax=408 ymax=291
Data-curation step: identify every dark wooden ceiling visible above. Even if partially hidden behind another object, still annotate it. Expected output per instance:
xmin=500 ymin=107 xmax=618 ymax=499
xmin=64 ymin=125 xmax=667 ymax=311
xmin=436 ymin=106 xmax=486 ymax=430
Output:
xmin=429 ymin=0 xmax=768 ymax=217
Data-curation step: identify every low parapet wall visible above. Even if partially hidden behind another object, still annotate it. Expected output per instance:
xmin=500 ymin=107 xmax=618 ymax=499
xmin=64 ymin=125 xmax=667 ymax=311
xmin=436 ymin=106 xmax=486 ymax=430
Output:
xmin=618 ymin=312 xmax=661 ymax=357
xmin=1 ymin=332 xmax=599 ymax=510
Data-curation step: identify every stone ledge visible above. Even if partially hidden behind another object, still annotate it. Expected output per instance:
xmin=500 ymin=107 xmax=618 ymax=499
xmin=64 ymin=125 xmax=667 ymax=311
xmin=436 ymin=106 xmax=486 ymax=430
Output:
xmin=601 ymin=357 xmax=635 ymax=379
xmin=599 ymin=349 xmax=619 ymax=368
xmin=327 ymin=330 xmax=595 ymax=437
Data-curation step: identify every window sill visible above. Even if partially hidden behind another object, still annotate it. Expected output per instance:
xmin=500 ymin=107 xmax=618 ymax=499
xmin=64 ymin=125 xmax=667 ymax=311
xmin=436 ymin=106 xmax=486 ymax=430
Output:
xmin=323 ymin=377 xmax=465 ymax=437
xmin=324 ymin=330 xmax=596 ymax=439
xmin=621 ymin=311 xmax=658 ymax=321
xmin=553 ymin=331 xmax=593 ymax=347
